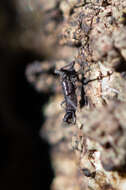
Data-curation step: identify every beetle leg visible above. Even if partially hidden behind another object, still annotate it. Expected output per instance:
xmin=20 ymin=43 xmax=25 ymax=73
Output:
xmin=60 ymin=100 xmax=66 ymax=109
xmin=67 ymin=97 xmax=77 ymax=110
xmin=63 ymin=111 xmax=76 ymax=124
xmin=72 ymin=111 xmax=76 ymax=124
xmin=61 ymin=61 xmax=75 ymax=71
xmin=63 ymin=112 xmax=72 ymax=123
xmin=55 ymin=69 xmax=63 ymax=76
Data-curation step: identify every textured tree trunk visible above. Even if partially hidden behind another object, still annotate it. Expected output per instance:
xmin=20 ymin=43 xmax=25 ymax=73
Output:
xmin=25 ymin=0 xmax=126 ymax=189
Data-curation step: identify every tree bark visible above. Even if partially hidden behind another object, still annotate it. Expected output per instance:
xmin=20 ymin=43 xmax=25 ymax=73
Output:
xmin=26 ymin=0 xmax=126 ymax=189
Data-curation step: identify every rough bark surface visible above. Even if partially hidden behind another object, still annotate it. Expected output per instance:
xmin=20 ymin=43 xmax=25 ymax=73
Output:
xmin=26 ymin=0 xmax=126 ymax=189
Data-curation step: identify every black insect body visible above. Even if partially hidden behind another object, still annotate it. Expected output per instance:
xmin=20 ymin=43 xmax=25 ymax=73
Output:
xmin=55 ymin=62 xmax=78 ymax=124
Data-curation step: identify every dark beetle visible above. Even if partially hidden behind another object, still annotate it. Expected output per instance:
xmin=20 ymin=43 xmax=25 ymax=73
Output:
xmin=55 ymin=61 xmax=78 ymax=124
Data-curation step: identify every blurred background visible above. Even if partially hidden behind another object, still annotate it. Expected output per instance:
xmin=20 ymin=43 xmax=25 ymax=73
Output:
xmin=0 ymin=0 xmax=55 ymax=189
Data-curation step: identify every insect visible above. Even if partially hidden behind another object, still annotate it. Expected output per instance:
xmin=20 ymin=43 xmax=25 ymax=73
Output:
xmin=55 ymin=61 xmax=78 ymax=124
